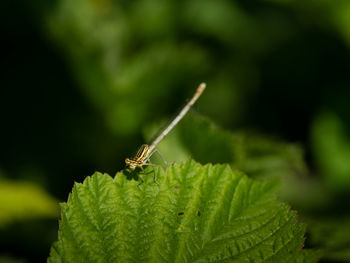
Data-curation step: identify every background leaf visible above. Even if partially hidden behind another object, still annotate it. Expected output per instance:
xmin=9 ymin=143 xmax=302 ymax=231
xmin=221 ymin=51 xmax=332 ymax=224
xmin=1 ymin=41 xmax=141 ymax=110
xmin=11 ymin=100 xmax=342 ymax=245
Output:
xmin=311 ymin=112 xmax=350 ymax=192
xmin=48 ymin=161 xmax=318 ymax=262
xmin=145 ymin=113 xmax=328 ymax=211
xmin=307 ymin=216 xmax=350 ymax=262
xmin=0 ymin=179 xmax=59 ymax=228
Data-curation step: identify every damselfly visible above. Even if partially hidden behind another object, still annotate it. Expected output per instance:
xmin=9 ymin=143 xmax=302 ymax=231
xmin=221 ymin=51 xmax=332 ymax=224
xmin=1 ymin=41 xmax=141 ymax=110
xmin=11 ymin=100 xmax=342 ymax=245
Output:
xmin=125 ymin=83 xmax=206 ymax=185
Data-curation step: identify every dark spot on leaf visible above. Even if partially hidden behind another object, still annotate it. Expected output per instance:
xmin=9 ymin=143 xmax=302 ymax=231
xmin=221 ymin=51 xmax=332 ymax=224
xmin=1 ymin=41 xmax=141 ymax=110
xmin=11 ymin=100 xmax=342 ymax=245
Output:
xmin=174 ymin=186 xmax=179 ymax=190
xmin=177 ymin=212 xmax=184 ymax=216
xmin=197 ymin=210 xmax=201 ymax=217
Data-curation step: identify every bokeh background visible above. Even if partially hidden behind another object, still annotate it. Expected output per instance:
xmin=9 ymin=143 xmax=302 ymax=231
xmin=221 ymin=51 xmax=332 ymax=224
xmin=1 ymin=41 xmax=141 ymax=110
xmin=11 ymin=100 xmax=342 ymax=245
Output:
xmin=1 ymin=0 xmax=350 ymax=262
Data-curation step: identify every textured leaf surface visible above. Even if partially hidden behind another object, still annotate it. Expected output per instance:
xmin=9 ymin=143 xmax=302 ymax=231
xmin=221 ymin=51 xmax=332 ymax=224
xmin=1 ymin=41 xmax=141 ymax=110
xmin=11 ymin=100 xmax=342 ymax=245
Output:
xmin=0 ymin=179 xmax=59 ymax=228
xmin=48 ymin=161 xmax=317 ymax=262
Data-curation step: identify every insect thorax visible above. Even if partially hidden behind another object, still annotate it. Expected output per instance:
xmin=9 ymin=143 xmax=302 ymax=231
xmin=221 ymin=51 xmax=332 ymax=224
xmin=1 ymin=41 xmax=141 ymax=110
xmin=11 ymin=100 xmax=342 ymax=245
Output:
xmin=135 ymin=144 xmax=150 ymax=161
xmin=125 ymin=144 xmax=150 ymax=170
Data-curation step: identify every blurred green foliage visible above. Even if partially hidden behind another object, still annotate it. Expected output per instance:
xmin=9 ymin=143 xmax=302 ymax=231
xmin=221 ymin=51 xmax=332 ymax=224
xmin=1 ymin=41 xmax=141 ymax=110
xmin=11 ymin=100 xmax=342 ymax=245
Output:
xmin=312 ymin=112 xmax=350 ymax=192
xmin=47 ymin=0 xmax=263 ymax=134
xmin=0 ymin=178 xmax=58 ymax=228
xmin=308 ymin=217 xmax=350 ymax=262
xmin=47 ymin=0 xmax=350 ymax=137
xmin=0 ymin=256 xmax=26 ymax=263
xmin=1 ymin=0 xmax=350 ymax=261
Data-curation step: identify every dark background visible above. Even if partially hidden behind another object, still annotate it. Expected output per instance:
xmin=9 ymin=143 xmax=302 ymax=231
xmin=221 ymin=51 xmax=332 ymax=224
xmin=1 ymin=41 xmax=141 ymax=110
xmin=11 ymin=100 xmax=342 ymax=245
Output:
xmin=1 ymin=0 xmax=350 ymax=262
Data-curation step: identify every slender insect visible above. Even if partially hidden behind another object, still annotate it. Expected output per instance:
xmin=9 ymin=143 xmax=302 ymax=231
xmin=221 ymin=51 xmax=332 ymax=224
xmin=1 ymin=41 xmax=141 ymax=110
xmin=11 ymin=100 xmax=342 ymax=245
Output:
xmin=125 ymin=83 xmax=206 ymax=185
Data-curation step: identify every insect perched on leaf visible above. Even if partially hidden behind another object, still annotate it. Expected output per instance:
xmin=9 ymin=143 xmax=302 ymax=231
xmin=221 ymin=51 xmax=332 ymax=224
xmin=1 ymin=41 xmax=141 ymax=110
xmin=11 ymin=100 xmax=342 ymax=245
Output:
xmin=125 ymin=83 xmax=206 ymax=187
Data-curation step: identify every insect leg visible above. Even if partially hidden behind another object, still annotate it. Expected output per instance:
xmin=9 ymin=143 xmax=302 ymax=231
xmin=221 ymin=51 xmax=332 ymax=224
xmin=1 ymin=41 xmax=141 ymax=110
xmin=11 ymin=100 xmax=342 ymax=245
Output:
xmin=137 ymin=166 xmax=146 ymax=190
xmin=150 ymin=148 xmax=168 ymax=166
xmin=142 ymin=163 xmax=159 ymax=185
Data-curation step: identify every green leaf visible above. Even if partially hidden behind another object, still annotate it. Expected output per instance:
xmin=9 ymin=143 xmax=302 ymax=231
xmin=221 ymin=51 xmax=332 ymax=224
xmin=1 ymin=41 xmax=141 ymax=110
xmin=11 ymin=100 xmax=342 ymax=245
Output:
xmin=178 ymin=114 xmax=308 ymax=179
xmin=48 ymin=160 xmax=317 ymax=262
xmin=146 ymin=113 xmax=308 ymax=180
xmin=146 ymin=113 xmax=325 ymax=210
xmin=0 ymin=179 xmax=59 ymax=228
xmin=311 ymin=112 xmax=350 ymax=192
